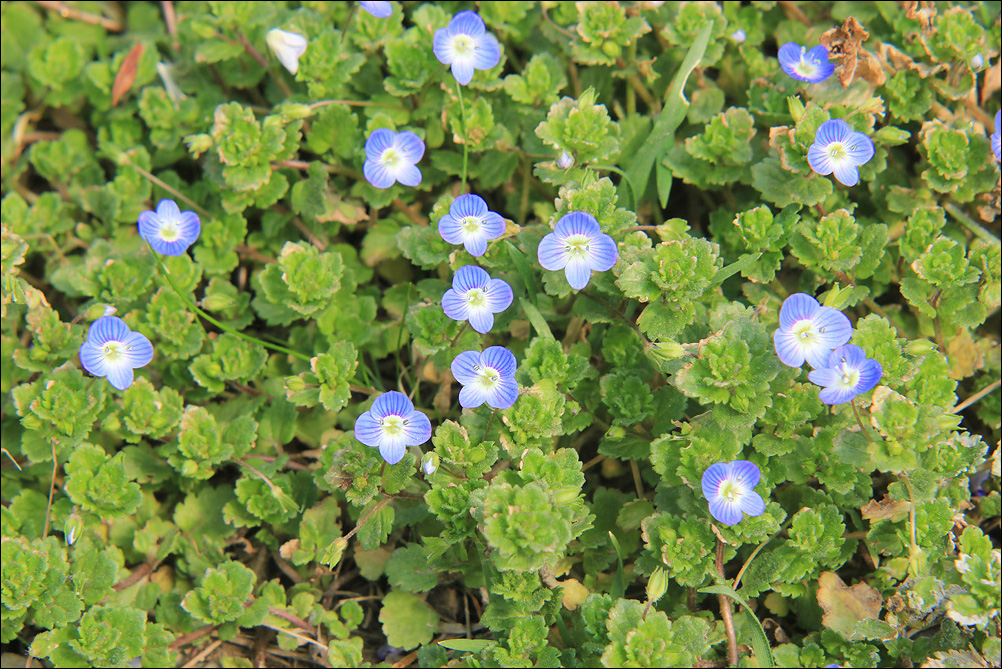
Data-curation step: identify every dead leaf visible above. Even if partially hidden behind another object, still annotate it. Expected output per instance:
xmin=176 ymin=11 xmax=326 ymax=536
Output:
xmin=946 ymin=329 xmax=985 ymax=380
xmin=279 ymin=538 xmax=301 ymax=560
xmin=112 ymin=43 xmax=144 ymax=107
xmin=820 ymin=17 xmax=885 ymax=88
xmin=558 ymin=578 xmax=590 ymax=611
xmin=904 ymin=1 xmax=937 ymax=33
xmin=861 ymin=497 xmax=912 ymax=523
xmin=817 ymin=571 xmax=884 ymax=640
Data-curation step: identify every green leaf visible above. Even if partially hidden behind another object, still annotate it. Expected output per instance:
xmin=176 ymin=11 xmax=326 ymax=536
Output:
xmin=378 ymin=591 xmax=439 ymax=650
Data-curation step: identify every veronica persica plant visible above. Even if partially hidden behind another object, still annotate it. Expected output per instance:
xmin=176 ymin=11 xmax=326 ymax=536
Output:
xmin=701 ymin=461 xmax=766 ymax=526
xmin=537 ymin=211 xmax=618 ymax=290
xmin=807 ymin=344 xmax=883 ymax=405
xmin=354 ymin=391 xmax=432 ymax=465
xmin=807 ymin=119 xmax=875 ymax=187
xmin=265 ymin=28 xmax=307 ymax=75
xmin=79 ymin=316 xmax=155 ymax=391
xmin=451 ymin=347 xmax=518 ymax=410
xmin=363 ymin=129 xmax=425 ymax=189
xmin=437 ymin=194 xmax=506 ymax=256
xmin=138 ymin=199 xmax=201 ymax=256
xmin=442 ymin=265 xmax=513 ymax=334
xmin=432 ymin=10 xmax=501 ymax=86
xmin=777 ymin=42 xmax=835 ymax=84
xmin=359 ymin=1 xmax=392 ymax=18
xmin=773 ymin=293 xmax=853 ymax=369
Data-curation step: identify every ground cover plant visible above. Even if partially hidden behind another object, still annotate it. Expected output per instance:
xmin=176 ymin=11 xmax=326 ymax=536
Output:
xmin=1 ymin=1 xmax=1000 ymax=667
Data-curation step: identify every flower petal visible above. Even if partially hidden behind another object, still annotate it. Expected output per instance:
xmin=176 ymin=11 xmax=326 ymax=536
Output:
xmin=564 ymin=258 xmax=592 ymax=290
xmin=487 ymin=378 xmax=518 ymax=409
xmin=79 ymin=341 xmax=109 ymax=377
xmin=463 ymin=231 xmax=489 ymax=257
xmin=360 ymin=1 xmax=393 ymax=18
xmin=438 ymin=213 xmax=465 ymax=245
xmin=364 ymin=159 xmax=395 ymax=189
xmin=454 ymin=265 xmax=490 ymax=292
xmin=738 ymin=491 xmax=766 ymax=517
xmin=370 ymin=391 xmax=414 ymax=419
xmin=441 ymin=288 xmax=469 ymax=322
xmin=816 ymin=119 xmax=852 ymax=146
xmin=472 ymin=33 xmax=501 ymax=70
xmin=451 ymin=194 xmax=488 ymax=220
xmin=451 ymin=351 xmax=481 ymax=385
xmin=773 ymin=329 xmax=807 ymax=367
xmin=587 ymin=233 xmax=618 ymax=272
xmin=484 ymin=279 xmax=513 ymax=312
xmin=777 ymin=43 xmax=804 ymax=73
xmin=831 ymin=162 xmax=860 ymax=187
xmin=467 ymin=306 xmax=494 ymax=333
xmin=480 ymin=211 xmax=506 ymax=240
xmin=450 ymin=10 xmax=486 ymax=38
xmin=555 ymin=211 xmax=600 ymax=238
xmin=156 ymin=199 xmax=181 ymax=220
xmin=177 ymin=211 xmax=202 ymax=246
xmin=121 ymin=331 xmax=154 ymax=368
xmin=105 ymin=363 xmax=135 ymax=390
xmin=391 ymin=162 xmax=422 ymax=188
xmin=537 ymin=233 xmax=569 ymax=271
xmin=779 ymin=294 xmax=820 ymax=329
xmin=855 ymin=359 xmax=883 ymax=395
xmin=354 ymin=411 xmax=383 ymax=447
xmin=394 ymin=131 xmax=425 ymax=162
xmin=459 ymin=384 xmax=489 ymax=409
xmin=807 ymin=143 xmax=834 ymax=176
xmin=365 ymin=128 xmax=396 ymax=161
xmin=403 ymin=409 xmax=432 ymax=446
xmin=88 ymin=316 xmax=131 ymax=346
xmin=480 ymin=346 xmax=516 ymax=379
xmin=727 ymin=460 xmax=761 ymax=489
xmin=845 ymin=131 xmax=875 ymax=166
xmin=807 ymin=367 xmax=840 ymax=389
xmin=708 ymin=497 xmax=744 ymax=526
xmin=379 ymin=438 xmax=407 ymax=465
xmin=812 ymin=307 xmax=853 ymax=351
xmin=701 ymin=463 xmax=729 ymax=500
xmin=818 ymin=385 xmax=856 ymax=405
xmin=432 ymin=27 xmax=455 ymax=65
xmin=451 ymin=58 xmax=475 ymax=86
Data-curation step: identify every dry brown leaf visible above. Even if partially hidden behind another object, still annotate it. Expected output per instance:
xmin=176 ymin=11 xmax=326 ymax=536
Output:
xmin=817 ymin=571 xmax=883 ymax=639
xmin=112 ymin=43 xmax=144 ymax=107
xmin=861 ymin=497 xmax=912 ymax=523
xmin=820 ymin=17 xmax=885 ymax=88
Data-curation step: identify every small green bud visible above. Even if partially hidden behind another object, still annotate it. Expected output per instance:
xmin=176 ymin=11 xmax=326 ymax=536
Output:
xmin=602 ymin=41 xmax=622 ymax=58
xmin=553 ymin=486 xmax=581 ymax=505
xmin=84 ymin=304 xmax=116 ymax=320
xmin=185 ymin=133 xmax=213 ymax=157
xmin=906 ymin=339 xmax=938 ymax=355
xmin=606 ymin=425 xmax=627 ymax=440
xmin=278 ymin=103 xmax=313 ymax=121
xmin=821 ymin=284 xmax=851 ymax=311
xmin=648 ymin=340 xmax=685 ymax=361
xmin=322 ymin=537 xmax=349 ymax=568
xmin=646 ymin=567 xmax=669 ymax=603
xmin=64 ymin=513 xmax=83 ymax=545
xmin=787 ymin=96 xmax=805 ymax=124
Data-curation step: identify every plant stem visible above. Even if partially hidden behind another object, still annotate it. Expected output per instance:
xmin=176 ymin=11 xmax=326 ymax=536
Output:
xmin=449 ymin=321 xmax=470 ymax=347
xmin=148 ymin=246 xmax=311 ymax=362
xmin=455 ymin=79 xmax=469 ymax=193
xmin=716 ymin=538 xmax=739 ymax=667
xmin=850 ymin=398 xmax=873 ymax=443
xmin=339 ymin=4 xmax=358 ymax=45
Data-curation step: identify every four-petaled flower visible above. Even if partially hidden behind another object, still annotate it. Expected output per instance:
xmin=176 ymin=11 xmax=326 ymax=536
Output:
xmin=359 ymin=1 xmax=392 ymax=18
xmin=773 ymin=293 xmax=853 ymax=369
xmin=777 ymin=43 xmax=835 ymax=84
xmin=438 ymin=194 xmax=506 ymax=256
xmin=451 ymin=346 xmax=518 ymax=409
xmin=992 ymin=110 xmax=1000 ymax=162
xmin=79 ymin=316 xmax=155 ymax=390
xmin=363 ymin=128 xmax=425 ymax=189
xmin=807 ymin=344 xmax=883 ymax=405
xmin=432 ymin=10 xmax=501 ymax=86
xmin=265 ymin=28 xmax=307 ymax=75
xmin=138 ymin=199 xmax=201 ymax=256
xmin=442 ymin=265 xmax=513 ymax=334
xmin=354 ymin=391 xmax=432 ymax=465
xmin=537 ymin=212 xmax=618 ymax=290
xmin=701 ymin=460 xmax=766 ymax=526
xmin=807 ymin=119 xmax=875 ymax=187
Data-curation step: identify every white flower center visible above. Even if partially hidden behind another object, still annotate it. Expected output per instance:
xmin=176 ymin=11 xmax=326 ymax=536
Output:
xmin=160 ymin=220 xmax=180 ymax=242
xmin=466 ymin=287 xmax=487 ymax=308
xmin=454 ymin=35 xmax=474 ymax=56
xmin=792 ymin=320 xmax=819 ymax=342
xmin=381 ymin=148 xmax=402 ymax=169
xmin=826 ymin=142 xmax=847 ymax=162
xmin=718 ymin=480 xmax=744 ymax=503
xmin=474 ymin=364 xmax=501 ymax=389
xmin=378 ymin=414 xmax=408 ymax=435
xmin=838 ymin=364 xmax=860 ymax=390
xmin=794 ymin=58 xmax=817 ymax=79
xmin=563 ymin=234 xmax=591 ymax=259
xmin=102 ymin=341 xmax=128 ymax=362
xmin=461 ymin=215 xmax=482 ymax=234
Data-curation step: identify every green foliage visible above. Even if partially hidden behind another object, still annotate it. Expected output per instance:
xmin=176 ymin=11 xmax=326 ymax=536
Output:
xmin=3 ymin=1 xmax=999 ymax=666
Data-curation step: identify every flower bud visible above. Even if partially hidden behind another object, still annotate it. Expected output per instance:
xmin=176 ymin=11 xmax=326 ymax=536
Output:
xmin=64 ymin=513 xmax=83 ymax=546
xmin=266 ymin=28 xmax=308 ymax=75
xmin=557 ymin=151 xmax=574 ymax=169
xmin=646 ymin=567 xmax=668 ymax=603
xmin=970 ymin=54 xmax=984 ymax=70
xmin=731 ymin=29 xmax=747 ymax=44
xmin=421 ymin=452 xmax=439 ymax=476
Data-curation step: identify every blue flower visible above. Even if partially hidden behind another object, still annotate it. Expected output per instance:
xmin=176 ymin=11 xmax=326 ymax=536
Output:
xmin=537 ymin=212 xmax=618 ymax=290
xmin=138 ymin=199 xmax=201 ymax=256
xmin=807 ymin=119 xmax=875 ymax=187
xmin=360 ymin=1 xmax=392 ymax=18
xmin=363 ymin=129 xmax=424 ymax=189
xmin=79 ymin=316 xmax=154 ymax=390
xmin=265 ymin=28 xmax=307 ymax=75
xmin=556 ymin=151 xmax=574 ymax=169
xmin=438 ymin=194 xmax=506 ymax=256
xmin=451 ymin=347 xmax=518 ymax=409
xmin=807 ymin=344 xmax=883 ymax=405
xmin=432 ymin=10 xmax=501 ymax=86
xmin=354 ymin=391 xmax=432 ymax=465
xmin=442 ymin=265 xmax=513 ymax=334
xmin=992 ymin=110 xmax=1000 ymax=162
xmin=773 ymin=293 xmax=853 ymax=369
xmin=731 ymin=29 xmax=747 ymax=44
xmin=777 ymin=42 xmax=835 ymax=84
xmin=701 ymin=460 xmax=766 ymax=526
